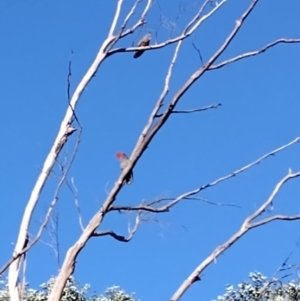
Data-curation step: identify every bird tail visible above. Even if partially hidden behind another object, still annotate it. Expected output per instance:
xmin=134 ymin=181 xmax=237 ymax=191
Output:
xmin=125 ymin=172 xmax=133 ymax=184
xmin=133 ymin=51 xmax=143 ymax=59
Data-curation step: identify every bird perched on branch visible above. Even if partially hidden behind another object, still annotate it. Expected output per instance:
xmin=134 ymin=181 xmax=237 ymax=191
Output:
xmin=116 ymin=152 xmax=133 ymax=184
xmin=133 ymin=33 xmax=152 ymax=59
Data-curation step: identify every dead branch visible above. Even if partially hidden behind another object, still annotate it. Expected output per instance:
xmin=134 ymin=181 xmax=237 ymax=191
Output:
xmin=244 ymin=171 xmax=300 ymax=225
xmin=3 ymin=127 xmax=81 ymax=276
xmin=46 ymin=1 xmax=297 ymax=297
xmin=155 ymin=103 xmax=221 ymax=117
xmin=250 ymin=214 xmax=300 ymax=228
xmin=46 ymin=211 xmax=61 ymax=267
xmin=8 ymin=64 xmax=82 ymax=300
xmin=117 ymin=0 xmax=141 ymax=37
xmin=209 ymin=38 xmax=300 ymax=70
xmin=110 ymin=137 xmax=299 ymax=214
xmin=1 ymin=196 xmax=58 ymax=276
xmin=110 ymin=204 xmax=169 ymax=213
xmin=184 ymin=197 xmax=240 ymax=208
xmin=135 ymin=0 xmax=260 ymax=161
xmin=118 ymin=0 xmax=144 ymax=36
xmin=92 ymin=230 xmax=131 ymax=242
xmin=135 ymin=40 xmax=182 ymax=143
xmin=120 ymin=0 xmax=152 ymax=38
xmin=92 ymin=212 xmax=142 ymax=242
xmin=169 ymin=171 xmax=300 ymax=301
xmin=28 ymin=0 xmax=298 ymax=300
xmin=104 ymin=0 xmax=152 ymax=52
xmin=68 ymin=177 xmax=85 ymax=232
xmin=192 ymin=40 xmax=204 ymax=65
xmin=66 ymin=53 xmax=81 ymax=127
xmin=107 ymin=0 xmax=227 ymax=56
xmin=54 ymin=126 xmax=77 ymax=156
xmin=67 ymin=52 xmax=72 ymax=102
xmin=108 ymin=0 xmax=124 ymax=37
xmin=110 ymin=198 xmax=239 ymax=213
xmin=195 ymin=137 xmax=300 ymax=193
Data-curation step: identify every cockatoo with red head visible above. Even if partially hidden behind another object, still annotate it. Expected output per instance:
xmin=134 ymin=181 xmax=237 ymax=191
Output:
xmin=116 ymin=152 xmax=133 ymax=184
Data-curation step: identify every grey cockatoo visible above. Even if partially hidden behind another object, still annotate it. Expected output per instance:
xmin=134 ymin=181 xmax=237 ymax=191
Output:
xmin=116 ymin=152 xmax=133 ymax=184
xmin=133 ymin=33 xmax=152 ymax=59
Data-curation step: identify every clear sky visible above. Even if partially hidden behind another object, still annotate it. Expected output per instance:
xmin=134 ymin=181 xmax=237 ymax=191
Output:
xmin=1 ymin=0 xmax=300 ymax=300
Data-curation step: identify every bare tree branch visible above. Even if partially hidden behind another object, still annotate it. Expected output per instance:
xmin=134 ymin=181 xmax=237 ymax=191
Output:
xmin=1 ymin=196 xmax=58 ymax=276
xmin=118 ymin=0 xmax=142 ymax=35
xmin=122 ymin=0 xmax=152 ymax=37
xmin=110 ymin=197 xmax=240 ymax=213
xmin=68 ymin=177 xmax=85 ymax=232
xmin=66 ymin=53 xmax=81 ymax=128
xmin=155 ymin=103 xmax=221 ymax=117
xmin=92 ymin=230 xmax=131 ymax=242
xmin=8 ymin=59 xmax=82 ymax=299
xmin=16 ymin=0 xmax=297 ymax=300
xmin=251 ymin=213 xmax=300 ymax=229
xmin=107 ymin=0 xmax=227 ymax=56
xmin=5 ymin=128 xmax=81 ymax=279
xmin=67 ymin=52 xmax=72 ymax=102
xmin=135 ymin=0 xmax=261 ymax=165
xmin=108 ymin=0 xmax=124 ymax=37
xmin=111 ymin=137 xmax=299 ymax=214
xmin=244 ymin=171 xmax=300 ymax=225
xmin=104 ymin=0 xmax=152 ymax=52
xmin=169 ymin=171 xmax=300 ymax=301
xmin=92 ymin=212 xmax=142 ymax=242
xmin=196 ymin=137 xmax=300 ymax=192
xmin=46 ymin=211 xmax=61 ymax=267
xmin=182 ymin=197 xmax=240 ymax=208
xmin=209 ymin=38 xmax=300 ymax=70
xmin=47 ymin=0 xmax=297 ymax=289
xmin=110 ymin=204 xmax=169 ymax=213
xmin=185 ymin=0 xmax=215 ymax=34
xmin=192 ymin=40 xmax=204 ymax=65
xmin=2 ymin=125 xmax=82 ymax=276
xmin=134 ymin=40 xmax=182 ymax=144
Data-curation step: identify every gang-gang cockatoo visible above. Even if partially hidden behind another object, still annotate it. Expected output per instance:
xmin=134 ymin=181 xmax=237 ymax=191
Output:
xmin=133 ymin=33 xmax=152 ymax=59
xmin=116 ymin=152 xmax=133 ymax=184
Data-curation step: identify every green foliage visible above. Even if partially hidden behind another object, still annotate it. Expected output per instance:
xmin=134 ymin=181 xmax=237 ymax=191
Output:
xmin=214 ymin=272 xmax=300 ymax=301
xmin=0 ymin=276 xmax=138 ymax=301
xmin=2 ymin=271 xmax=300 ymax=301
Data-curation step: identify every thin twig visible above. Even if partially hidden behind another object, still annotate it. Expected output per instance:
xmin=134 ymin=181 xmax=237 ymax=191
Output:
xmin=118 ymin=0 xmax=143 ymax=35
xmin=156 ymin=103 xmax=221 ymax=117
xmin=192 ymin=40 xmax=204 ymax=65
xmin=69 ymin=177 xmax=85 ymax=231
xmin=209 ymin=38 xmax=300 ymax=70
xmin=93 ymin=212 xmax=142 ymax=242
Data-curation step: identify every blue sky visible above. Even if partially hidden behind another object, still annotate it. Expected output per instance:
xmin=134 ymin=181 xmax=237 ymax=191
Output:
xmin=0 ymin=0 xmax=300 ymax=300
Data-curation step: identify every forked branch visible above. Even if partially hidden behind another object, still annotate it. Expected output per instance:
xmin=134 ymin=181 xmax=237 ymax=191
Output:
xmin=108 ymin=0 xmax=227 ymax=56
xmin=169 ymin=171 xmax=300 ymax=301
xmin=111 ymin=137 xmax=299 ymax=215
xmin=209 ymin=38 xmax=300 ymax=70
xmin=92 ymin=211 xmax=142 ymax=242
xmin=28 ymin=1 xmax=299 ymax=301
